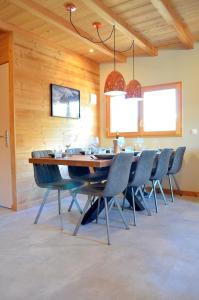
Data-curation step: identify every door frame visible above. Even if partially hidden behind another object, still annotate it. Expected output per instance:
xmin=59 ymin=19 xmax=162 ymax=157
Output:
xmin=0 ymin=32 xmax=17 ymax=210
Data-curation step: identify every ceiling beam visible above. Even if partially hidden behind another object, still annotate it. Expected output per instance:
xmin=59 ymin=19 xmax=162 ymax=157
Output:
xmin=81 ymin=0 xmax=158 ymax=56
xmin=151 ymin=0 xmax=194 ymax=49
xmin=9 ymin=0 xmax=126 ymax=62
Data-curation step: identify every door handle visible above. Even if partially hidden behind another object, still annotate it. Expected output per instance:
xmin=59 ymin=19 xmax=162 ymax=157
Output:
xmin=0 ymin=130 xmax=9 ymax=146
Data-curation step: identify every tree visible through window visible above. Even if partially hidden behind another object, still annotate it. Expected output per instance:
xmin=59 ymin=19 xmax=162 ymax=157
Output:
xmin=106 ymin=82 xmax=182 ymax=137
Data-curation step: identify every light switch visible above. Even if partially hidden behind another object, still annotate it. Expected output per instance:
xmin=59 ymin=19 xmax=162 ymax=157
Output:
xmin=90 ymin=93 xmax=97 ymax=105
xmin=190 ymin=128 xmax=198 ymax=135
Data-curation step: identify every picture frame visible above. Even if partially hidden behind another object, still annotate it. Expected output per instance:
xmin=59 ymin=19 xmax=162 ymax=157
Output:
xmin=50 ymin=84 xmax=80 ymax=119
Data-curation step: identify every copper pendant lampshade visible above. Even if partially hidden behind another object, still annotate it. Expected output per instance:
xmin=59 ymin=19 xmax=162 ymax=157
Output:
xmin=126 ymin=41 xmax=142 ymax=100
xmin=126 ymin=79 xmax=142 ymax=99
xmin=104 ymin=70 xmax=126 ymax=96
xmin=104 ymin=25 xmax=126 ymax=97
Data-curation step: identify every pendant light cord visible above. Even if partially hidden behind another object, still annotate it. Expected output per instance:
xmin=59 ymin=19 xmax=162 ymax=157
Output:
xmin=69 ymin=10 xmax=114 ymax=43
xmin=114 ymin=25 xmax=116 ymax=70
xmin=133 ymin=40 xmax=135 ymax=80
xmin=69 ymin=10 xmax=133 ymax=53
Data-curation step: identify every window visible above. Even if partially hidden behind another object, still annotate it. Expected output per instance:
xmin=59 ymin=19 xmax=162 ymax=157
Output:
xmin=106 ymin=82 xmax=182 ymax=137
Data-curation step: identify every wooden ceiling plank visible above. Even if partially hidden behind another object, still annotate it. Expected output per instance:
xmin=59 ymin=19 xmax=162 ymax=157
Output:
xmin=151 ymin=0 xmax=194 ymax=49
xmin=80 ymin=0 xmax=158 ymax=56
xmin=8 ymin=0 xmax=126 ymax=62
xmin=0 ymin=19 xmax=102 ymax=65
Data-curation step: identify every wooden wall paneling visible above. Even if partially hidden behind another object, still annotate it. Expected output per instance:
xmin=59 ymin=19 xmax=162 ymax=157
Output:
xmin=0 ymin=31 xmax=9 ymax=64
xmin=13 ymin=32 xmax=100 ymax=209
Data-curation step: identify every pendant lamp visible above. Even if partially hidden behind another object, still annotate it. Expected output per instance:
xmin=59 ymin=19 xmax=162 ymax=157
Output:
xmin=104 ymin=26 xmax=126 ymax=96
xmin=126 ymin=41 xmax=142 ymax=100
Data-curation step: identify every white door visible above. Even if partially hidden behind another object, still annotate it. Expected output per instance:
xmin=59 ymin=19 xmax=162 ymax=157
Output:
xmin=0 ymin=63 xmax=13 ymax=208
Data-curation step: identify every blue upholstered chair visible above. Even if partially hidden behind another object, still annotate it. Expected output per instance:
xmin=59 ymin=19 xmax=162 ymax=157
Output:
xmin=123 ymin=150 xmax=157 ymax=226
xmin=72 ymin=153 xmax=134 ymax=245
xmin=67 ymin=148 xmax=109 ymax=212
xmin=32 ymin=150 xmax=84 ymax=227
xmin=167 ymin=146 xmax=186 ymax=202
xmin=149 ymin=148 xmax=173 ymax=212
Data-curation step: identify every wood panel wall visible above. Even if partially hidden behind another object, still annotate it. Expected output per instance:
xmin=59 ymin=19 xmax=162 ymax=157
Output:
xmin=13 ymin=32 xmax=100 ymax=209
xmin=0 ymin=31 xmax=10 ymax=64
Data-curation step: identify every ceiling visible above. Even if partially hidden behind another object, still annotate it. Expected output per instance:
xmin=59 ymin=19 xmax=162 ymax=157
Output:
xmin=0 ymin=0 xmax=199 ymax=63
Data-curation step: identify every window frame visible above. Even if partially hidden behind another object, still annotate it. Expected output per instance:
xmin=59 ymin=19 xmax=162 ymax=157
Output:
xmin=106 ymin=81 xmax=182 ymax=138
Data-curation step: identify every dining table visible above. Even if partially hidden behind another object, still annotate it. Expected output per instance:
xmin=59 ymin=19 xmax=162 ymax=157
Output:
xmin=29 ymin=154 xmax=145 ymax=224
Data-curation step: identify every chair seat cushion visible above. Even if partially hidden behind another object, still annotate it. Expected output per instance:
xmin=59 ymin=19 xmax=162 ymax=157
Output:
xmin=76 ymin=182 xmax=106 ymax=197
xmin=40 ymin=179 xmax=84 ymax=190
xmin=72 ymin=172 xmax=108 ymax=183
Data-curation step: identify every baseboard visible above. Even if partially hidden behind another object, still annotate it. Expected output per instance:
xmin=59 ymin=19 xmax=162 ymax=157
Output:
xmin=163 ymin=189 xmax=199 ymax=198
xmin=146 ymin=186 xmax=199 ymax=198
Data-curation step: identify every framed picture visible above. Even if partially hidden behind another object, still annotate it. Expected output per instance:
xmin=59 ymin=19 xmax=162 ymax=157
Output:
xmin=50 ymin=84 xmax=80 ymax=119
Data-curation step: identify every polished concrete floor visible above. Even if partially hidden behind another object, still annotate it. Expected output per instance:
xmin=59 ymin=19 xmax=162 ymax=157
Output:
xmin=0 ymin=195 xmax=199 ymax=300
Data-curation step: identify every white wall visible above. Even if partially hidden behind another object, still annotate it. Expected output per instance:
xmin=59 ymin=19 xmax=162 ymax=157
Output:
xmin=100 ymin=44 xmax=199 ymax=193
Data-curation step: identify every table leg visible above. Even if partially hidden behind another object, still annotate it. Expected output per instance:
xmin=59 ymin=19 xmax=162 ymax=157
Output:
xmin=81 ymin=187 xmax=145 ymax=225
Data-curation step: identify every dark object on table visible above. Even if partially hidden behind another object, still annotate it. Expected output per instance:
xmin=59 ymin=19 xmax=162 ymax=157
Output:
xmin=79 ymin=151 xmax=85 ymax=155
xmin=94 ymin=154 xmax=114 ymax=159
xmin=48 ymin=153 xmax=66 ymax=158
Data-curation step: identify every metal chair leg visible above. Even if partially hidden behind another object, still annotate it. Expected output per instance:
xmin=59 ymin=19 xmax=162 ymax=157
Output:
xmin=132 ymin=188 xmax=136 ymax=226
xmin=168 ymin=174 xmax=174 ymax=202
xmin=58 ymin=189 xmax=63 ymax=230
xmin=74 ymin=197 xmax=82 ymax=214
xmin=34 ymin=189 xmax=50 ymax=224
xmin=104 ymin=197 xmax=111 ymax=245
xmin=157 ymin=180 xmax=167 ymax=205
xmin=68 ymin=198 xmax=74 ymax=212
xmin=73 ymin=195 xmax=92 ymax=236
xmin=122 ymin=189 xmax=127 ymax=210
xmin=148 ymin=181 xmax=157 ymax=199
xmin=114 ymin=198 xmax=129 ymax=230
xmin=172 ymin=175 xmax=182 ymax=196
xmin=152 ymin=180 xmax=158 ymax=213
xmin=96 ymin=197 xmax=101 ymax=224
xmin=68 ymin=192 xmax=82 ymax=214
xmin=108 ymin=198 xmax=115 ymax=213
xmin=139 ymin=187 xmax=152 ymax=216
xmin=58 ymin=190 xmax=61 ymax=215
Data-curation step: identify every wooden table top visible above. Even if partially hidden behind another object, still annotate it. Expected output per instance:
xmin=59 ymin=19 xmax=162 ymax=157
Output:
xmin=29 ymin=154 xmax=115 ymax=168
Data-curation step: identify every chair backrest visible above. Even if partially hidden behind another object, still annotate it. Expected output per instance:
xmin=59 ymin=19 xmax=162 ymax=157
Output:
xmin=168 ymin=146 xmax=186 ymax=174
xmin=103 ymin=153 xmax=133 ymax=198
xmin=130 ymin=150 xmax=157 ymax=187
xmin=32 ymin=150 xmax=62 ymax=187
xmin=67 ymin=148 xmax=83 ymax=155
xmin=68 ymin=166 xmax=90 ymax=178
xmin=150 ymin=148 xmax=173 ymax=180
xmin=67 ymin=148 xmax=90 ymax=178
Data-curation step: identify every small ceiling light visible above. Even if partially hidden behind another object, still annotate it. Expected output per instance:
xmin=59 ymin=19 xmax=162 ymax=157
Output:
xmin=64 ymin=2 xmax=77 ymax=12
xmin=126 ymin=41 xmax=142 ymax=100
xmin=89 ymin=48 xmax=94 ymax=53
